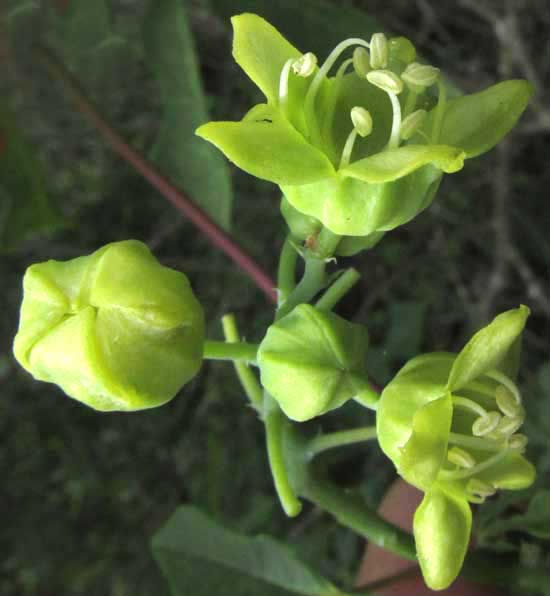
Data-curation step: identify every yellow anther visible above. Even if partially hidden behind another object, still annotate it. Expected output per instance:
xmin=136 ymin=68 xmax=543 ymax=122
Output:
xmin=509 ymin=433 xmax=528 ymax=452
xmin=353 ymin=47 xmax=371 ymax=78
xmin=292 ymin=52 xmax=318 ymax=77
xmin=495 ymin=385 xmax=520 ymax=416
xmin=402 ymin=62 xmax=440 ymax=90
xmin=472 ymin=411 xmax=501 ymax=437
xmin=496 ymin=415 xmax=524 ymax=437
xmin=366 ymin=70 xmax=404 ymax=95
xmin=350 ymin=107 xmax=373 ymax=137
xmin=369 ymin=33 xmax=388 ymax=69
xmin=389 ymin=36 xmax=416 ymax=64
xmin=448 ymin=447 xmax=476 ymax=469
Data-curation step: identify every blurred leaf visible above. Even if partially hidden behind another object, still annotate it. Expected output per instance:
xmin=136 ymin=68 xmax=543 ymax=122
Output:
xmin=143 ymin=0 xmax=232 ymax=230
xmin=385 ymin=301 xmax=427 ymax=360
xmin=0 ymin=106 xmax=63 ymax=251
xmin=152 ymin=506 xmax=344 ymax=596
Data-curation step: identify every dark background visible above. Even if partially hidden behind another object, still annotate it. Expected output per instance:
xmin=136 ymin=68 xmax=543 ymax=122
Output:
xmin=2 ymin=1 xmax=550 ymax=594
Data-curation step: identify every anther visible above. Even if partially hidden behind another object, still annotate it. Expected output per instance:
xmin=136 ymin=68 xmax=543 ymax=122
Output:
xmin=496 ymin=385 xmax=521 ymax=417
xmin=496 ymin=415 xmax=524 ymax=437
xmin=292 ymin=52 xmax=317 ymax=77
xmin=509 ymin=433 xmax=528 ymax=452
xmin=400 ymin=109 xmax=427 ymax=140
xmin=389 ymin=36 xmax=416 ymax=64
xmin=448 ymin=446 xmax=476 ymax=469
xmin=467 ymin=478 xmax=496 ymax=499
xmin=472 ymin=411 xmax=502 ymax=437
xmin=367 ymin=70 xmax=404 ymax=95
xmin=402 ymin=62 xmax=440 ymax=91
xmin=353 ymin=47 xmax=371 ymax=78
xmin=351 ymin=107 xmax=373 ymax=137
xmin=369 ymin=33 xmax=388 ymax=69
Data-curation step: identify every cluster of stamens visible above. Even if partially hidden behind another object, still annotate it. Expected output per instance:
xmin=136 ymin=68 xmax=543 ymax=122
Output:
xmin=277 ymin=32 xmax=442 ymax=168
xmin=443 ymin=370 xmax=528 ymax=503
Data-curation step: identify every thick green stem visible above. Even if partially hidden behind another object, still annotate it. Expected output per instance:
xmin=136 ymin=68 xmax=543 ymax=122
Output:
xmin=221 ymin=314 xmax=263 ymax=410
xmin=306 ymin=426 xmax=377 ymax=458
xmin=316 ymin=268 xmax=360 ymax=311
xmin=203 ymin=339 xmax=258 ymax=363
xmin=277 ymin=235 xmax=298 ymax=305
xmin=264 ymin=394 xmax=302 ymax=517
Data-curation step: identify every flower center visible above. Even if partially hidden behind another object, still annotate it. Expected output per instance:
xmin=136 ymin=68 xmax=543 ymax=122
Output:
xmin=442 ymin=371 xmax=527 ymax=503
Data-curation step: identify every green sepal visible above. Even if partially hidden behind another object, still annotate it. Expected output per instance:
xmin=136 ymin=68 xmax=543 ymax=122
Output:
xmin=399 ymin=393 xmax=452 ymax=491
xmin=431 ymin=80 xmax=533 ymax=157
xmin=196 ymin=104 xmax=335 ymax=185
xmin=477 ymin=452 xmax=536 ymax=491
xmin=282 ymin=164 xmax=442 ymax=236
xmin=341 ymin=144 xmax=465 ymax=183
xmin=413 ymin=487 xmax=472 ymax=591
xmin=447 ymin=305 xmax=530 ymax=392
xmin=257 ymin=304 xmax=369 ymax=422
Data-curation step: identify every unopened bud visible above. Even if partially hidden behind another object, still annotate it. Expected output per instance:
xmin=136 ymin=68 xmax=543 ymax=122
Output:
xmin=402 ymin=62 xmax=440 ymax=89
xmin=369 ymin=33 xmax=388 ymax=69
xmin=353 ymin=47 xmax=371 ymax=77
xmin=389 ymin=36 xmax=416 ymax=64
xmin=400 ymin=109 xmax=427 ymax=140
xmin=292 ymin=52 xmax=317 ymax=77
xmin=366 ymin=69 xmax=404 ymax=95
xmin=350 ymin=106 xmax=373 ymax=137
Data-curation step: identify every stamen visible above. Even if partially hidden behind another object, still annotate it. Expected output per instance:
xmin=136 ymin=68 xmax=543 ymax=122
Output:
xmin=389 ymin=37 xmax=416 ymax=64
xmin=400 ymin=109 xmax=427 ymax=140
xmin=448 ymin=432 xmax=503 ymax=452
xmin=448 ymin=446 xmax=476 ymax=469
xmin=369 ymin=33 xmax=388 ymax=69
xmin=440 ymin=449 xmax=508 ymax=481
xmin=467 ymin=478 xmax=496 ymax=499
xmin=292 ymin=52 xmax=317 ymax=77
xmin=322 ymin=58 xmax=354 ymax=147
xmin=402 ymin=62 xmax=440 ymax=91
xmin=495 ymin=385 xmax=521 ymax=417
xmin=366 ymin=71 xmax=403 ymax=150
xmin=339 ymin=129 xmax=358 ymax=169
xmin=472 ymin=411 xmax=502 ymax=437
xmin=485 ymin=370 xmax=522 ymax=405
xmin=452 ymin=395 xmax=488 ymax=418
xmin=279 ymin=54 xmax=318 ymax=116
xmin=509 ymin=433 xmax=528 ymax=452
xmin=278 ymin=58 xmax=294 ymax=115
xmin=353 ymin=47 xmax=370 ymax=77
xmin=304 ymin=38 xmax=370 ymax=144
xmin=339 ymin=107 xmax=373 ymax=169
xmin=495 ymin=415 xmax=524 ymax=437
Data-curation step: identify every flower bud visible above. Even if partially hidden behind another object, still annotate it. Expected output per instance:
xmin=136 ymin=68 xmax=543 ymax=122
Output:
xmin=352 ymin=47 xmax=370 ymax=77
xmin=369 ymin=33 xmax=388 ymax=69
xmin=350 ymin=106 xmax=373 ymax=137
xmin=366 ymin=69 xmax=404 ymax=95
xmin=257 ymin=304 xmax=369 ymax=421
xmin=13 ymin=240 xmax=205 ymax=411
xmin=292 ymin=52 xmax=317 ymax=77
xmin=389 ymin=36 xmax=416 ymax=64
xmin=402 ymin=62 xmax=440 ymax=90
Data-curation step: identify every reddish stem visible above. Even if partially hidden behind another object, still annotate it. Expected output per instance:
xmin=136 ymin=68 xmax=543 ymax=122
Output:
xmin=35 ymin=45 xmax=277 ymax=303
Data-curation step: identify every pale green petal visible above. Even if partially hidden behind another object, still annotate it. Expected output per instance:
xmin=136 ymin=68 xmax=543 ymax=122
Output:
xmin=341 ymin=144 xmax=465 ymax=183
xmin=477 ymin=452 xmax=536 ymax=490
xmin=414 ymin=487 xmax=472 ymax=590
xmin=448 ymin=305 xmax=530 ymax=392
xmin=197 ymin=107 xmax=335 ymax=185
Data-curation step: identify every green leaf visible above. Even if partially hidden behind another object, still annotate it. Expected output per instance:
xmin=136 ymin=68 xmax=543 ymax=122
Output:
xmin=144 ymin=0 xmax=233 ymax=229
xmin=341 ymin=144 xmax=465 ymax=183
xmin=413 ymin=487 xmax=471 ymax=590
xmin=152 ymin=506 xmax=342 ymax=596
xmin=231 ymin=13 xmax=303 ymax=104
xmin=519 ymin=490 xmax=550 ymax=540
xmin=435 ymin=80 xmax=533 ymax=158
xmin=448 ymin=306 xmax=530 ymax=392
xmin=400 ymin=394 xmax=452 ymax=490
xmin=0 ymin=106 xmax=62 ymax=251
xmin=197 ymin=105 xmax=335 ymax=186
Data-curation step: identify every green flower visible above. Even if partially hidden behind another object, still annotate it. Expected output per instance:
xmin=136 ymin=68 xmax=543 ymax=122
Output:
xmin=377 ymin=306 xmax=535 ymax=590
xmin=197 ymin=13 xmax=532 ymax=239
xmin=257 ymin=304 xmax=370 ymax=421
xmin=13 ymin=240 xmax=205 ymax=412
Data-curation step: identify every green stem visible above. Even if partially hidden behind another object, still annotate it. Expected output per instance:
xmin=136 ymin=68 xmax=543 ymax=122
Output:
xmin=307 ymin=426 xmax=377 ymax=458
xmin=264 ymin=394 xmax=302 ymax=517
xmin=276 ymin=256 xmax=327 ymax=320
xmin=315 ymin=268 xmax=360 ymax=311
xmin=277 ymin=235 xmax=298 ymax=305
xmin=353 ymin=386 xmax=381 ymax=410
xmin=221 ymin=314 xmax=263 ymax=410
xmin=431 ymin=79 xmax=447 ymax=143
xmin=203 ymin=340 xmax=259 ymax=363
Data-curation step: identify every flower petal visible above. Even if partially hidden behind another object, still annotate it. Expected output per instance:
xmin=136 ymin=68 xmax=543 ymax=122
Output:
xmin=414 ymin=487 xmax=472 ymax=590
xmin=399 ymin=393 xmax=453 ymax=490
xmin=448 ymin=305 xmax=530 ymax=392
xmin=431 ymin=80 xmax=533 ymax=158
xmin=340 ymin=144 xmax=465 ymax=183
xmin=477 ymin=452 xmax=536 ymax=491
xmin=196 ymin=105 xmax=335 ymax=185
xmin=231 ymin=13 xmax=302 ymax=104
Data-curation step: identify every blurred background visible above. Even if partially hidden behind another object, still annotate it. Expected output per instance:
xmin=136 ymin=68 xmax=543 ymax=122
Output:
xmin=2 ymin=0 xmax=550 ymax=594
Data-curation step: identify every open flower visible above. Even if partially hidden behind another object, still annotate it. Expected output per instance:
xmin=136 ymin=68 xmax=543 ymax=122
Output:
xmin=377 ymin=306 xmax=535 ymax=590
xmin=197 ymin=13 xmax=532 ymax=240
xmin=13 ymin=240 xmax=205 ymax=412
